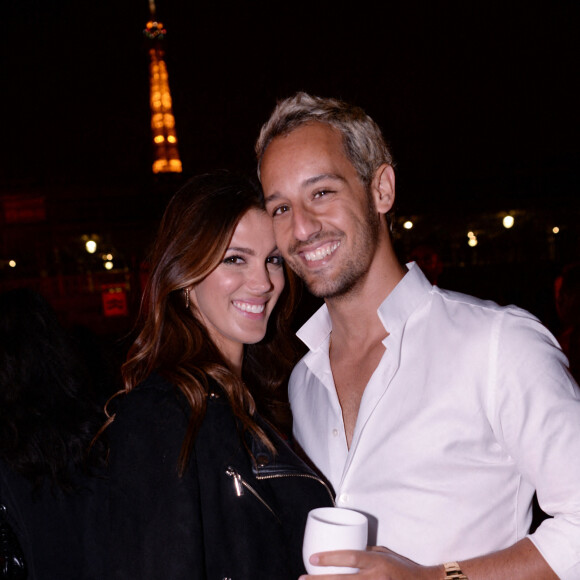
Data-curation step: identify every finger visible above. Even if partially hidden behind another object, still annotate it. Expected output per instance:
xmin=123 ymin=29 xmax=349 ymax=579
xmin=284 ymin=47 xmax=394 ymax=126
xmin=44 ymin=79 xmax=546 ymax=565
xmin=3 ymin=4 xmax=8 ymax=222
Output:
xmin=300 ymin=574 xmax=359 ymax=580
xmin=369 ymin=545 xmax=392 ymax=554
xmin=310 ymin=549 xmax=364 ymax=569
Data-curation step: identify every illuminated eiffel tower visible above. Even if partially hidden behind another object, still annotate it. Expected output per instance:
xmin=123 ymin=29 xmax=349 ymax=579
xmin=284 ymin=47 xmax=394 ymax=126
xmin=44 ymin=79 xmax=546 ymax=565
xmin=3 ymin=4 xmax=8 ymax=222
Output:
xmin=144 ymin=1 xmax=182 ymax=174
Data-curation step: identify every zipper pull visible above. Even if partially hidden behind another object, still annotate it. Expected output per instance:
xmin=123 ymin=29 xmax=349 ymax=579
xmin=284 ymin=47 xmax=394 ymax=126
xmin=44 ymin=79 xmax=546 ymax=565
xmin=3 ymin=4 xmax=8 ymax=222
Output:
xmin=226 ymin=467 xmax=244 ymax=496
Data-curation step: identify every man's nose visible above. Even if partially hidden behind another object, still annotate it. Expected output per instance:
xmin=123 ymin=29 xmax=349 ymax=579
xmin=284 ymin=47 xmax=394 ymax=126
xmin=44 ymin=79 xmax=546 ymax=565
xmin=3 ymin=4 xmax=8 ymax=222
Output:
xmin=292 ymin=205 xmax=321 ymax=241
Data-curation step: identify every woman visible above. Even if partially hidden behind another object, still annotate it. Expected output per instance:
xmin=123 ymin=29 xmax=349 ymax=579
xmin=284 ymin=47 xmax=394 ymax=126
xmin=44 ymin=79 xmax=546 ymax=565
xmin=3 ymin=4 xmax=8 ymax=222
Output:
xmin=105 ymin=171 xmax=334 ymax=579
xmin=0 ymin=287 xmax=107 ymax=579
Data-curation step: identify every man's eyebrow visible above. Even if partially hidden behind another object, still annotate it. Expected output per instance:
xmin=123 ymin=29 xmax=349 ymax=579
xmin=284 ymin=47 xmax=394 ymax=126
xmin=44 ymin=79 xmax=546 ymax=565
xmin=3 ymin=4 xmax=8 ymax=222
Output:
xmin=264 ymin=192 xmax=282 ymax=205
xmin=264 ymin=173 xmax=346 ymax=204
xmin=304 ymin=173 xmax=346 ymax=186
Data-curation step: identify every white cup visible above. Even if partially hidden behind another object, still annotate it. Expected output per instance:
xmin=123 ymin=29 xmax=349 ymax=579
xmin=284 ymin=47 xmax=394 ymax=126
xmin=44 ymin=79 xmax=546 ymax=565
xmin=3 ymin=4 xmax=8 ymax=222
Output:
xmin=302 ymin=506 xmax=368 ymax=575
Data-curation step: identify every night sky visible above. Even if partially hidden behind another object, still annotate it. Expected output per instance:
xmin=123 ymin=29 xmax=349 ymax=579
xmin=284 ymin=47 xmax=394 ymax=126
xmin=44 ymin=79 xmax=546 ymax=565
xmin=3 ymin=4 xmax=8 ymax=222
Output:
xmin=4 ymin=1 xmax=579 ymax=215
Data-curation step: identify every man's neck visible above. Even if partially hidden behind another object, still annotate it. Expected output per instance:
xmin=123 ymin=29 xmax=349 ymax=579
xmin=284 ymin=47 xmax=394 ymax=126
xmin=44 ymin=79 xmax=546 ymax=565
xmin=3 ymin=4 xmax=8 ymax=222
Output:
xmin=325 ymin=255 xmax=407 ymax=348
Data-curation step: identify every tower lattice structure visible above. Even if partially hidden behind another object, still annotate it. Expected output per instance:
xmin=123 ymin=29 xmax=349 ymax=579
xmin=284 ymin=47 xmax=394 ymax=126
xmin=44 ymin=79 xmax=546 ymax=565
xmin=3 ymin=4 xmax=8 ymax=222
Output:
xmin=144 ymin=1 xmax=182 ymax=174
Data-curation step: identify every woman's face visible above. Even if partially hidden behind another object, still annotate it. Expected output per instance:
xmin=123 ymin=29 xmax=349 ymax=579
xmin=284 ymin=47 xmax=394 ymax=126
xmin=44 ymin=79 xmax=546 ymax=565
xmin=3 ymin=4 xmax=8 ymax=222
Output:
xmin=189 ymin=208 xmax=285 ymax=370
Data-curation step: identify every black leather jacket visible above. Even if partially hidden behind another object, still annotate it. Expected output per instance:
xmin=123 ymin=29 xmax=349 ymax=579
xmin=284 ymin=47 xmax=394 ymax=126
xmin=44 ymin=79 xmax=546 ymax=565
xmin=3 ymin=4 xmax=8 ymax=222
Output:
xmin=107 ymin=372 xmax=334 ymax=579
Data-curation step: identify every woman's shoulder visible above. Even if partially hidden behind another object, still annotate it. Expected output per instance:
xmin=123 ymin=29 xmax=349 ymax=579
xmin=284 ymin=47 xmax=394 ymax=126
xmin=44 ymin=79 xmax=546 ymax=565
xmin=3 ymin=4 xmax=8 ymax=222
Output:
xmin=117 ymin=372 xmax=179 ymax=402
xmin=109 ymin=372 xmax=189 ymax=432
xmin=133 ymin=371 xmax=173 ymax=392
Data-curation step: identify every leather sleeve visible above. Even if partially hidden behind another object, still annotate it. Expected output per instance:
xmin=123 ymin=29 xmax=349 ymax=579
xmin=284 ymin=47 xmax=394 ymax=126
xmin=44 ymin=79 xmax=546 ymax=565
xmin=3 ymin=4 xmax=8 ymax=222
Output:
xmin=106 ymin=377 xmax=206 ymax=579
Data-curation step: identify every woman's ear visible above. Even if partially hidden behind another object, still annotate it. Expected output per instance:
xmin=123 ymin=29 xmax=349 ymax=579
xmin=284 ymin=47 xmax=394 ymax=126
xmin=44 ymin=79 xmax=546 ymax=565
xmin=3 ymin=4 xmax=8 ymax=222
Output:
xmin=371 ymin=164 xmax=396 ymax=215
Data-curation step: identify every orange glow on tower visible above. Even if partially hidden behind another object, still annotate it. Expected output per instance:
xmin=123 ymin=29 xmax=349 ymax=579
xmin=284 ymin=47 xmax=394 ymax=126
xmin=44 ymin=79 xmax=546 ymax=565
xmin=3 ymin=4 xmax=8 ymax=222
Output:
xmin=144 ymin=1 xmax=182 ymax=174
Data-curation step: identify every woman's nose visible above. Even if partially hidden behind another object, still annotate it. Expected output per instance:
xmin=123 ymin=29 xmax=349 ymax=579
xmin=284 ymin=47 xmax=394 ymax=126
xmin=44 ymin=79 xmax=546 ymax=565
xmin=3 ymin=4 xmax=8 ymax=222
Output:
xmin=247 ymin=265 xmax=274 ymax=293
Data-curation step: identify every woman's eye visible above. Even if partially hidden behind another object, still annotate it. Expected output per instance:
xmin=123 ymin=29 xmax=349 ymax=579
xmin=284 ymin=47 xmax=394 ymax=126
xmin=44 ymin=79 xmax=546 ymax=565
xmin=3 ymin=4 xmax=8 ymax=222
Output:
xmin=267 ymin=255 xmax=284 ymax=266
xmin=223 ymin=256 xmax=244 ymax=265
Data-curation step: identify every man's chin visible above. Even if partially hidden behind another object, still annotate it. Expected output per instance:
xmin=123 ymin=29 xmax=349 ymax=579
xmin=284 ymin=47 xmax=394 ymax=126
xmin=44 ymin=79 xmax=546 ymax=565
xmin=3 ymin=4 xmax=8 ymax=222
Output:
xmin=298 ymin=275 xmax=325 ymax=298
xmin=304 ymin=273 xmax=360 ymax=300
xmin=304 ymin=278 xmax=341 ymax=300
xmin=290 ymin=262 xmax=352 ymax=299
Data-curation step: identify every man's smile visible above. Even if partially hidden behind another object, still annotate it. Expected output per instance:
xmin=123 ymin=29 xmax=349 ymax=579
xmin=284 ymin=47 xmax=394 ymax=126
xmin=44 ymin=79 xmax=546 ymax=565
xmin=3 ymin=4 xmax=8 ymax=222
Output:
xmin=302 ymin=241 xmax=342 ymax=263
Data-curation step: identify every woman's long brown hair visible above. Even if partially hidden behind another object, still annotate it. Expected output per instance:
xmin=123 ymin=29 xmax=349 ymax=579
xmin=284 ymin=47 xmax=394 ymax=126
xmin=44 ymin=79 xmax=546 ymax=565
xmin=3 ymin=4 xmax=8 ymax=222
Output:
xmin=102 ymin=171 xmax=301 ymax=475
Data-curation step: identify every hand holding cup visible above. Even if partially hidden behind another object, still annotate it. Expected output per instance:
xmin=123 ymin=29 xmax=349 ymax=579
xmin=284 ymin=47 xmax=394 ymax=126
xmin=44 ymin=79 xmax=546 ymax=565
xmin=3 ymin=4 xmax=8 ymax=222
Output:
xmin=302 ymin=507 xmax=368 ymax=575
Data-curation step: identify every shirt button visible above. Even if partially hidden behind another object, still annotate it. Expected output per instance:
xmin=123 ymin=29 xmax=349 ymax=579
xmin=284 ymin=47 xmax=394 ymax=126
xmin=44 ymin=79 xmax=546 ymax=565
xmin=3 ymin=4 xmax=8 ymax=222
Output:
xmin=332 ymin=429 xmax=339 ymax=437
xmin=338 ymin=493 xmax=349 ymax=504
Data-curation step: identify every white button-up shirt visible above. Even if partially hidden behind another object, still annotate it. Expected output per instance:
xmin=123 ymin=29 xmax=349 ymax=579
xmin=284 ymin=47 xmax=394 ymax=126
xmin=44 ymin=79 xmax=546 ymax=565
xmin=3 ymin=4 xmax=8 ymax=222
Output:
xmin=289 ymin=262 xmax=580 ymax=579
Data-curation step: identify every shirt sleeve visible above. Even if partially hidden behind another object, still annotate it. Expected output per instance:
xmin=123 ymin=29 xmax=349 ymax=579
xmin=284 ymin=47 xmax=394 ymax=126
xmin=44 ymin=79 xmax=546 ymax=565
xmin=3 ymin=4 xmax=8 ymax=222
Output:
xmin=107 ymin=383 xmax=206 ymax=579
xmin=491 ymin=308 xmax=580 ymax=579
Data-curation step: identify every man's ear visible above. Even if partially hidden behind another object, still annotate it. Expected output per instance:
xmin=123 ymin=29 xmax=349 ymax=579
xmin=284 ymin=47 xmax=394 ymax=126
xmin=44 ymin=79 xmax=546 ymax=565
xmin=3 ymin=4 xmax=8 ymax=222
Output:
xmin=371 ymin=164 xmax=396 ymax=215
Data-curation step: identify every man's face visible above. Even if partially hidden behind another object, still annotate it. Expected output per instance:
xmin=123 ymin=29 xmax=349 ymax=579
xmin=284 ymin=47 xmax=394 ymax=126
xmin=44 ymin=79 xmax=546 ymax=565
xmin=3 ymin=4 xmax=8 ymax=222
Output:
xmin=260 ymin=122 xmax=380 ymax=299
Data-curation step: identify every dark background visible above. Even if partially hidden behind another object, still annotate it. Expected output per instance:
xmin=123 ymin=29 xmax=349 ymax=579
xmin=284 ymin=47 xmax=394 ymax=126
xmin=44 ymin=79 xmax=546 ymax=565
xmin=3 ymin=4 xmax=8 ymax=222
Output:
xmin=4 ymin=1 xmax=579 ymax=204
xmin=2 ymin=0 xmax=579 ymax=337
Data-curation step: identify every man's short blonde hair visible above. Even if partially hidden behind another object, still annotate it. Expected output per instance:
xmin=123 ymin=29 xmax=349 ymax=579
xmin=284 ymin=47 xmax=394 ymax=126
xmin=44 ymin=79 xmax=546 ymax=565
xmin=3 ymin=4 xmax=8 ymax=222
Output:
xmin=255 ymin=92 xmax=395 ymax=191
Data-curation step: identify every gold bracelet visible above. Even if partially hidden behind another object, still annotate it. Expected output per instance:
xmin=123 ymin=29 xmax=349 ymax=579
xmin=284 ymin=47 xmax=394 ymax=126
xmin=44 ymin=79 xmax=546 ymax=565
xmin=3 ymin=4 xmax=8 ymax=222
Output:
xmin=443 ymin=561 xmax=468 ymax=579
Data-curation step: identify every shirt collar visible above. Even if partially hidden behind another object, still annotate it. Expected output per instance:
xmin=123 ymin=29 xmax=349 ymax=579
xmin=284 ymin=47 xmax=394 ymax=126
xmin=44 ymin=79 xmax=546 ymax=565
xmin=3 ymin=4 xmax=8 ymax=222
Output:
xmin=296 ymin=302 xmax=332 ymax=353
xmin=377 ymin=261 xmax=433 ymax=338
xmin=296 ymin=262 xmax=433 ymax=351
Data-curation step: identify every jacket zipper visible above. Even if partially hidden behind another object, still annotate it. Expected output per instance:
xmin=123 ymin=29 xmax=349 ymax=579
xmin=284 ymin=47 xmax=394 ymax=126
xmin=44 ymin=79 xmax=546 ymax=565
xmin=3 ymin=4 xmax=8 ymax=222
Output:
xmin=225 ymin=467 xmax=335 ymax=511
xmin=225 ymin=467 xmax=280 ymax=522
xmin=256 ymin=472 xmax=335 ymax=506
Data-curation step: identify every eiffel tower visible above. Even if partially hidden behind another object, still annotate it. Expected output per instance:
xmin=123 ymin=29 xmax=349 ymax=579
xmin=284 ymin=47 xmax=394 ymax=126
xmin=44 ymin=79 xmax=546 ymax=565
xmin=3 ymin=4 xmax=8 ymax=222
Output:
xmin=144 ymin=1 xmax=182 ymax=174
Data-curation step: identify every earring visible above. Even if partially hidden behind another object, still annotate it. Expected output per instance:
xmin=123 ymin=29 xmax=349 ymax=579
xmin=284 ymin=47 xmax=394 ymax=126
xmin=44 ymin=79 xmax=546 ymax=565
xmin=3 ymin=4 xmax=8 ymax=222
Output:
xmin=184 ymin=288 xmax=190 ymax=310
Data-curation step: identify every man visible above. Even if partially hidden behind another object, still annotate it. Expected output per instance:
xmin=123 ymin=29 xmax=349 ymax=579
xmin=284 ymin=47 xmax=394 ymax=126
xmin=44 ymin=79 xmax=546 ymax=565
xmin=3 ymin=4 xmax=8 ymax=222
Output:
xmin=255 ymin=92 xmax=580 ymax=579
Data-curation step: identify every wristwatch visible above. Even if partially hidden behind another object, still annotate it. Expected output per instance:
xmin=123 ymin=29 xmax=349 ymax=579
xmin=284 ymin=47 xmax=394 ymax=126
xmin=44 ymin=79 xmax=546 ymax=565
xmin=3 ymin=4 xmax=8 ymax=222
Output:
xmin=443 ymin=561 xmax=468 ymax=579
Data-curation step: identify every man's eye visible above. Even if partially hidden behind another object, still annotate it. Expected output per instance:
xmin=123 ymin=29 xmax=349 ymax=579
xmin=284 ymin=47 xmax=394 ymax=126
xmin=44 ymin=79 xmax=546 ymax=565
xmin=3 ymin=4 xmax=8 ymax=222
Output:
xmin=313 ymin=190 xmax=329 ymax=199
xmin=272 ymin=205 xmax=289 ymax=216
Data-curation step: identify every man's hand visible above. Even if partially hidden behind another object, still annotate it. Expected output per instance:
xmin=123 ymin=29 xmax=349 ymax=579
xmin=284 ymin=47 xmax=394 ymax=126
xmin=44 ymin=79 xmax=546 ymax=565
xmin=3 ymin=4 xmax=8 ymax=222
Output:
xmin=299 ymin=546 xmax=439 ymax=579
xmin=298 ymin=538 xmax=558 ymax=580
